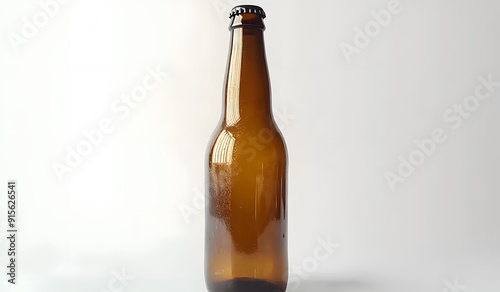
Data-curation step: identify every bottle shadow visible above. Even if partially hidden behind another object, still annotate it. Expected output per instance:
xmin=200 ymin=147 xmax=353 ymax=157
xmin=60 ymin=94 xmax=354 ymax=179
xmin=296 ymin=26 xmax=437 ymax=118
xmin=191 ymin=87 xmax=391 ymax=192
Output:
xmin=292 ymin=278 xmax=382 ymax=292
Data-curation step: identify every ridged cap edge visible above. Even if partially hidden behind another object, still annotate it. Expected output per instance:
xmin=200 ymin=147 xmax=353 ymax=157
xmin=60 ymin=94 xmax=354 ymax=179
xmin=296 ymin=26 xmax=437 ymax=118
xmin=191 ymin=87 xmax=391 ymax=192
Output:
xmin=229 ymin=5 xmax=266 ymax=19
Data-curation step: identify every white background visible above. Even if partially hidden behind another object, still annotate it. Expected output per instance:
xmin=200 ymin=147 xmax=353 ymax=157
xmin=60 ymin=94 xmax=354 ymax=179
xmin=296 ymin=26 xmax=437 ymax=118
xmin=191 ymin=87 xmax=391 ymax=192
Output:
xmin=0 ymin=0 xmax=499 ymax=291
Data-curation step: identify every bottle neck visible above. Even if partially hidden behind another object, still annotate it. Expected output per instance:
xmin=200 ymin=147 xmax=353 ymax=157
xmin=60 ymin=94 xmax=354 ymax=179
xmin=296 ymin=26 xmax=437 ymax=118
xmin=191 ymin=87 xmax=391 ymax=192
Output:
xmin=223 ymin=15 xmax=271 ymax=127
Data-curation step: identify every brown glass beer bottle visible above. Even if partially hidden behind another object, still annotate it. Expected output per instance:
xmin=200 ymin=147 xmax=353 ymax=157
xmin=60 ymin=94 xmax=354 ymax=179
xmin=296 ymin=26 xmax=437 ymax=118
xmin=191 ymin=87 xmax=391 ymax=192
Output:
xmin=205 ymin=5 xmax=288 ymax=292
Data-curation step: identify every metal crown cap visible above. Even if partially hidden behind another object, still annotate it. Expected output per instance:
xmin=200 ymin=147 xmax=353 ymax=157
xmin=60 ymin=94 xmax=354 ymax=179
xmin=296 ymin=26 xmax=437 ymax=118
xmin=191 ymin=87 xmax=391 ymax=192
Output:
xmin=229 ymin=5 xmax=266 ymax=19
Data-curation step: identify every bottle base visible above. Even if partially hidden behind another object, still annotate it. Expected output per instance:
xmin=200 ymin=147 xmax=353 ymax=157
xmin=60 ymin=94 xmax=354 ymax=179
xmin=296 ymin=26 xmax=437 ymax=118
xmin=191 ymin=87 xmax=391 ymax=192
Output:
xmin=207 ymin=277 xmax=286 ymax=292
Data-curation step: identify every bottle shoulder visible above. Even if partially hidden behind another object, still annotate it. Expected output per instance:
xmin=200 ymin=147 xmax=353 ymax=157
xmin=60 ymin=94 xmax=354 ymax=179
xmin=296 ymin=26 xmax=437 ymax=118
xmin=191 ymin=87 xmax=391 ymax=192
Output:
xmin=207 ymin=121 xmax=287 ymax=164
xmin=209 ymin=121 xmax=286 ymax=145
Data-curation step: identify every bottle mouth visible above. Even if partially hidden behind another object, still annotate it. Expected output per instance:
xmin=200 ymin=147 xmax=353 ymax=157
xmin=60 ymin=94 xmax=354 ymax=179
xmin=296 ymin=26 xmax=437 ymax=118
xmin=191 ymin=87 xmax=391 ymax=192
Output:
xmin=229 ymin=6 xmax=266 ymax=30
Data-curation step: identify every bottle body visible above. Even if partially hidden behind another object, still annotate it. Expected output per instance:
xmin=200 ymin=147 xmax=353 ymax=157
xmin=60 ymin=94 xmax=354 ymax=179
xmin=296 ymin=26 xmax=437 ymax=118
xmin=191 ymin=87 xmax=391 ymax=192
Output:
xmin=205 ymin=123 xmax=288 ymax=292
xmin=205 ymin=6 xmax=288 ymax=292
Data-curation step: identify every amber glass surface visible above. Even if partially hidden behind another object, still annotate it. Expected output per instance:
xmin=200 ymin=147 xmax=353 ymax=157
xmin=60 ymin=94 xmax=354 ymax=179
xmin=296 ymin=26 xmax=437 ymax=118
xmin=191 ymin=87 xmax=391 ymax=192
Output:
xmin=205 ymin=12 xmax=288 ymax=292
